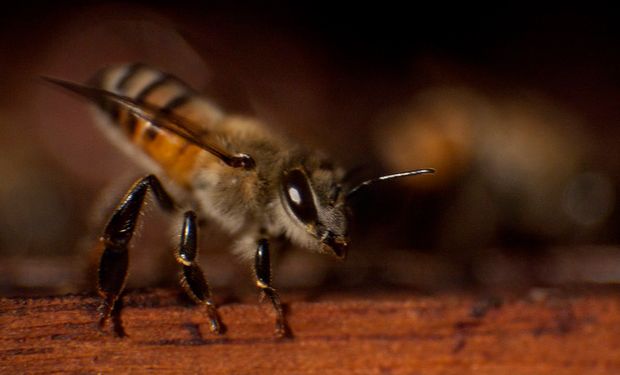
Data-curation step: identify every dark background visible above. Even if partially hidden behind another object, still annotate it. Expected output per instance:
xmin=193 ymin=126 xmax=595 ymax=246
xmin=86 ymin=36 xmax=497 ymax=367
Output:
xmin=2 ymin=3 xmax=620 ymax=295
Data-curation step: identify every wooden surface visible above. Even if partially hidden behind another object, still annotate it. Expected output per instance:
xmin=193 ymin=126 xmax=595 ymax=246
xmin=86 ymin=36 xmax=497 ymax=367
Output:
xmin=1 ymin=287 xmax=620 ymax=374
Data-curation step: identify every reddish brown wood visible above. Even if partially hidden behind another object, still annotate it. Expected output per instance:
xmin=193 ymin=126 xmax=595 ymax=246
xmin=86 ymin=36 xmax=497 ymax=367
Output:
xmin=1 ymin=287 xmax=620 ymax=374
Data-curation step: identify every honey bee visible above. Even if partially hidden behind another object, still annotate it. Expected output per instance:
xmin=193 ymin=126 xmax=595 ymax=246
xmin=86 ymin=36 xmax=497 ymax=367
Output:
xmin=44 ymin=63 xmax=433 ymax=337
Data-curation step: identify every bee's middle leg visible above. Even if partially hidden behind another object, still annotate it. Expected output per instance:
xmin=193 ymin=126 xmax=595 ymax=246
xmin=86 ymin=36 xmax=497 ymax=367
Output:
xmin=176 ymin=211 xmax=223 ymax=334
xmin=254 ymin=238 xmax=290 ymax=338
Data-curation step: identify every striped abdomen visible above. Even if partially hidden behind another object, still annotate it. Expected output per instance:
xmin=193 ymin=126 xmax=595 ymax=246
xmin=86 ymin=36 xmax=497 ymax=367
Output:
xmin=91 ymin=64 xmax=224 ymax=187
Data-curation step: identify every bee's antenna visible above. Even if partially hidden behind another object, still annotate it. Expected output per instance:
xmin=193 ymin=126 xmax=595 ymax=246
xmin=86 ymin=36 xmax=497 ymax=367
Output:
xmin=345 ymin=168 xmax=435 ymax=201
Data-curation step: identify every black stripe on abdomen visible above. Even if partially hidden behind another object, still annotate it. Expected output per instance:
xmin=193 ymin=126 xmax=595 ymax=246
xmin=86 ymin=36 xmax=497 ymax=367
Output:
xmin=160 ymin=94 xmax=192 ymax=115
xmin=134 ymin=74 xmax=172 ymax=104
xmin=115 ymin=63 xmax=146 ymax=92
xmin=90 ymin=64 xmax=144 ymax=125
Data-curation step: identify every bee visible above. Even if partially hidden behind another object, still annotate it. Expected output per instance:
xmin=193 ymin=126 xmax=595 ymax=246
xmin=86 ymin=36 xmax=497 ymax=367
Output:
xmin=44 ymin=64 xmax=434 ymax=337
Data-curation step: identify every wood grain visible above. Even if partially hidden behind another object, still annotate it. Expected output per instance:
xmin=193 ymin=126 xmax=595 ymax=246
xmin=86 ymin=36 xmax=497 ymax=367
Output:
xmin=1 ymin=287 xmax=620 ymax=374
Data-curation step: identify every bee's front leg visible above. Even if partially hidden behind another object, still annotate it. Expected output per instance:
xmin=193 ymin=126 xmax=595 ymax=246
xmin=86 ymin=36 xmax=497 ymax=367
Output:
xmin=176 ymin=211 xmax=224 ymax=334
xmin=254 ymin=238 xmax=290 ymax=338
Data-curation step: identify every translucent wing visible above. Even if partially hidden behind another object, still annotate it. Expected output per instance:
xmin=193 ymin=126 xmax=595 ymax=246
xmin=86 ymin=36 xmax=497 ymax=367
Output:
xmin=42 ymin=76 xmax=255 ymax=170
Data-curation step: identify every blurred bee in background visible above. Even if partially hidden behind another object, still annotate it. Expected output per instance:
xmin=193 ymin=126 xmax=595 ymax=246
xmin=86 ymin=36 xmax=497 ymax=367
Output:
xmin=45 ymin=64 xmax=433 ymax=337
xmin=373 ymin=86 xmax=617 ymax=286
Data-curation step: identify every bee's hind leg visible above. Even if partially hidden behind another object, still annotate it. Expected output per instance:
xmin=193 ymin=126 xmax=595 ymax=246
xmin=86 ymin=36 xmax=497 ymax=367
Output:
xmin=97 ymin=175 xmax=174 ymax=329
xmin=97 ymin=175 xmax=223 ymax=335
xmin=176 ymin=211 xmax=224 ymax=334
xmin=254 ymin=238 xmax=290 ymax=338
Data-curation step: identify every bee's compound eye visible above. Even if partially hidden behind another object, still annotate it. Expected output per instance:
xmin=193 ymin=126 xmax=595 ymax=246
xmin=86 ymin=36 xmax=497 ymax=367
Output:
xmin=282 ymin=169 xmax=319 ymax=224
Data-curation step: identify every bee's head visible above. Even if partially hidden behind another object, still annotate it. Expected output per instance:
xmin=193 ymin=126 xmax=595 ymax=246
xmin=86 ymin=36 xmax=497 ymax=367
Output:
xmin=280 ymin=160 xmax=434 ymax=260
xmin=280 ymin=165 xmax=349 ymax=259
